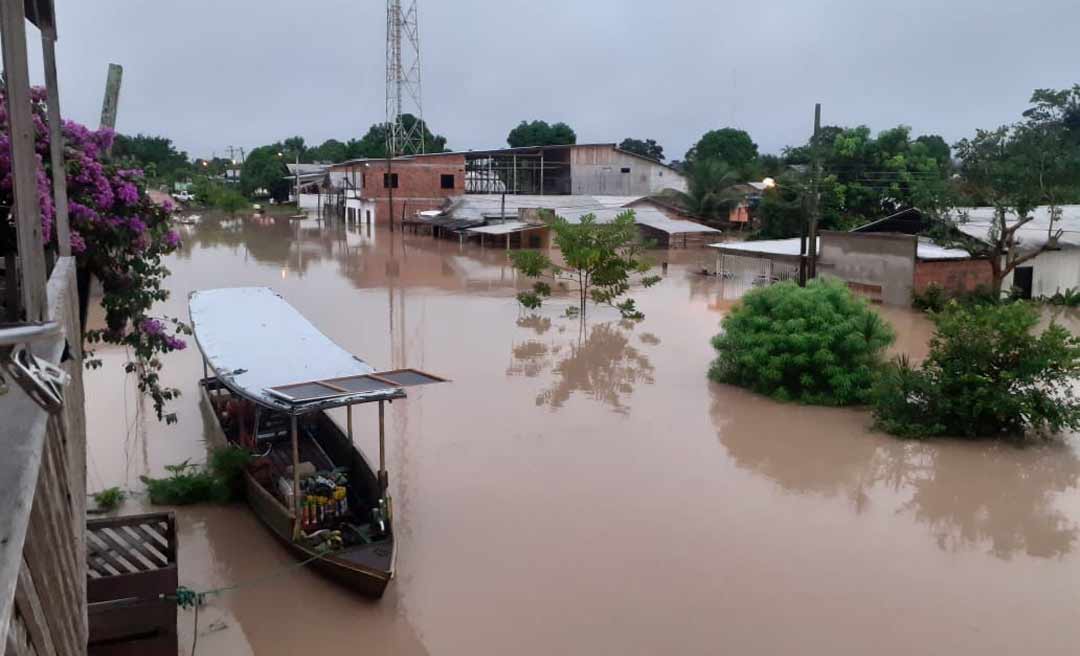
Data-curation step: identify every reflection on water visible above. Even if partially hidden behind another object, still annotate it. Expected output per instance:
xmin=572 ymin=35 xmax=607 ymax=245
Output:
xmin=80 ymin=211 xmax=1080 ymax=655
xmin=508 ymin=319 xmax=656 ymax=414
xmin=712 ymin=384 xmax=1080 ymax=559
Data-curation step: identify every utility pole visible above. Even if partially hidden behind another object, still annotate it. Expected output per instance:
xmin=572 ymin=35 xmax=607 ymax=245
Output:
xmin=387 ymin=152 xmax=394 ymax=233
xmin=295 ymin=151 xmax=300 ymax=209
xmin=807 ymin=103 xmax=822 ymax=280
xmin=98 ymin=63 xmax=122 ymax=157
xmin=40 ymin=22 xmax=70 ymax=256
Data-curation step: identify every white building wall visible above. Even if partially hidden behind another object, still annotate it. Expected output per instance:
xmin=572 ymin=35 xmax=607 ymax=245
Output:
xmin=570 ymin=145 xmax=687 ymax=196
xmin=1001 ymin=249 xmax=1080 ymax=297
xmin=345 ymin=196 xmax=377 ymax=224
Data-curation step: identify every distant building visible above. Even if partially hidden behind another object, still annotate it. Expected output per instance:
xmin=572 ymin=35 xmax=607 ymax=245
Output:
xmin=462 ymin=143 xmax=686 ymax=197
xmin=326 ymin=144 xmax=686 ymax=226
xmin=432 ymin=194 xmax=719 ymax=249
xmin=329 ymin=153 xmax=465 ymax=225
xmin=707 ymin=205 xmax=1080 ymax=305
xmin=854 ymin=206 xmax=1080 ymax=299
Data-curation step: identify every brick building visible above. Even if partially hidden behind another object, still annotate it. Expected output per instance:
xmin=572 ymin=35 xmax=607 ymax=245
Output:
xmin=913 ymin=259 xmax=993 ymax=295
xmin=330 ymin=152 xmax=465 ymax=225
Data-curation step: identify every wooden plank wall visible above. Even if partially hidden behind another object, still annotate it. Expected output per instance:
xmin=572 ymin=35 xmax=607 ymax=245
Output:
xmin=2 ymin=258 xmax=88 ymax=656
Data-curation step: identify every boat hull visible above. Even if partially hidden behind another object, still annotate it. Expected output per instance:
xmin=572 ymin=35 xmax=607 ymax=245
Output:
xmin=199 ymin=380 xmax=394 ymax=598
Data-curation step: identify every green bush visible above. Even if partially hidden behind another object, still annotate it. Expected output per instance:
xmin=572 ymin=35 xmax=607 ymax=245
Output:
xmin=1048 ymin=287 xmax=1080 ymax=307
xmin=912 ymin=283 xmax=948 ymax=312
xmin=913 ymin=283 xmax=1002 ymax=313
xmin=141 ymin=446 xmax=250 ymax=505
xmin=874 ymin=301 xmax=1080 ymax=439
xmin=92 ymin=487 xmax=126 ymax=512
xmin=709 ymin=279 xmax=895 ymax=405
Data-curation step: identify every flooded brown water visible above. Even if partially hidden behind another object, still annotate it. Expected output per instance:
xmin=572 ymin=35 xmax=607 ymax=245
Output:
xmin=85 ymin=213 xmax=1080 ymax=655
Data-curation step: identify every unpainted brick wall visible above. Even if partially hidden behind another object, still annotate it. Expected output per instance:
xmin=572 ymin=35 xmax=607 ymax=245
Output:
xmin=913 ymin=259 xmax=993 ymax=294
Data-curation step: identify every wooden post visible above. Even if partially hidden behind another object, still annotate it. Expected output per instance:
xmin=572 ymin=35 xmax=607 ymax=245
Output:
xmin=377 ymin=400 xmax=387 ymax=493
xmin=539 ymin=150 xmax=545 ymax=195
xmin=40 ymin=25 xmax=70 ymax=257
xmin=98 ymin=63 xmax=122 ymax=131
xmin=1 ymin=0 xmax=48 ymax=320
xmin=290 ymin=415 xmax=301 ymax=539
xmin=808 ymin=103 xmax=822 ymax=280
xmin=294 ymin=152 xmax=300 ymax=210
xmin=346 ymin=404 xmax=353 ymax=442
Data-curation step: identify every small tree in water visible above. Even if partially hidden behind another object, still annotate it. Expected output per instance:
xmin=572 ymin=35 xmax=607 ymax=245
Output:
xmin=873 ymin=302 xmax=1080 ymax=439
xmin=510 ymin=210 xmax=661 ymax=319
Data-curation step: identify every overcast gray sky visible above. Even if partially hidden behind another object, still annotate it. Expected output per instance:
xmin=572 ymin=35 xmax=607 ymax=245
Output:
xmin=29 ymin=0 xmax=1080 ymax=162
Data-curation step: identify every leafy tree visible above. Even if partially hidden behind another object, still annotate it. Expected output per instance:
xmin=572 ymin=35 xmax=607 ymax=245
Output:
xmin=507 ymin=120 xmax=577 ymax=148
xmin=113 ymin=133 xmax=192 ymax=182
xmin=709 ymin=279 xmax=895 ymax=405
xmin=618 ymin=137 xmax=664 ymax=162
xmin=240 ymin=146 xmax=289 ymax=200
xmin=783 ymin=124 xmax=951 ymax=230
xmin=281 ymin=136 xmax=306 ymax=161
xmin=308 ymin=138 xmax=347 ymax=163
xmin=685 ymin=128 xmax=758 ymax=174
xmin=874 ymin=302 xmax=1080 ymax=439
xmin=754 ymin=177 xmax=805 ymax=239
xmin=754 ymin=153 xmax=785 ymax=179
xmin=350 ymin=114 xmax=449 ymax=158
xmin=509 ymin=210 xmax=661 ymax=319
xmin=667 ymin=158 xmax=739 ymax=222
xmin=931 ymin=94 xmax=1080 ymax=295
xmin=914 ymin=134 xmax=951 ymax=167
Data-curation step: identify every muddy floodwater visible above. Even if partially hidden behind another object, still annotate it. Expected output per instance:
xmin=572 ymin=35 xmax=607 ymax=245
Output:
xmin=85 ymin=213 xmax=1080 ymax=655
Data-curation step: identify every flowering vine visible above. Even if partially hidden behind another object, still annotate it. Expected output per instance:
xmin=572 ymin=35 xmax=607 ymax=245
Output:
xmin=0 ymin=87 xmax=189 ymax=423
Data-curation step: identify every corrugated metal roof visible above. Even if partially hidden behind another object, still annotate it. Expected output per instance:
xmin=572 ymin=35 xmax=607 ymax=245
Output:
xmin=465 ymin=221 xmax=547 ymax=236
xmin=444 ymin=194 xmax=644 ymax=222
xmin=955 ymin=205 xmax=1080 ymax=252
xmin=559 ymin=207 xmax=720 ymax=235
xmin=709 ymin=238 xmax=816 ymax=257
xmin=915 ymin=239 xmax=971 ymax=260
xmin=444 ymin=195 xmax=715 ymax=235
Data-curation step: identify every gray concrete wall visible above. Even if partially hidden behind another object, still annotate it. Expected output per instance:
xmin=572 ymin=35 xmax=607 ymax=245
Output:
xmin=818 ymin=231 xmax=916 ymax=306
xmin=570 ymin=145 xmax=687 ymax=196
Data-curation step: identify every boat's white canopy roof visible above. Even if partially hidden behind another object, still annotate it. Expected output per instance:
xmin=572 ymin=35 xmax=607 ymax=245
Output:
xmin=189 ymin=287 xmax=404 ymax=414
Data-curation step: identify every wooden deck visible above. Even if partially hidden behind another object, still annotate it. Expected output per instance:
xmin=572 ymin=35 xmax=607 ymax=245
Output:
xmin=86 ymin=513 xmax=178 ymax=656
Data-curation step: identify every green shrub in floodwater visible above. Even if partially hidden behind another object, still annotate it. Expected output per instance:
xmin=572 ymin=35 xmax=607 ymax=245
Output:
xmin=141 ymin=446 xmax=250 ymax=505
xmin=873 ymin=301 xmax=1080 ymax=439
xmin=92 ymin=487 xmax=126 ymax=512
xmin=709 ymin=279 xmax=895 ymax=406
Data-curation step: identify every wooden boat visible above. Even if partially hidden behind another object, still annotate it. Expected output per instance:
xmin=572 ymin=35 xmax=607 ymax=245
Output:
xmin=189 ymin=287 xmax=447 ymax=598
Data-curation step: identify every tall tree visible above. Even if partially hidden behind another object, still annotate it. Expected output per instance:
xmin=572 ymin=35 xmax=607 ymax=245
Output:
xmin=308 ymin=138 xmax=347 ymax=163
xmin=240 ymin=145 xmax=289 ymax=200
xmin=349 ymin=114 xmax=449 ymax=158
xmin=669 ymin=159 xmax=740 ymax=223
xmin=783 ymin=124 xmax=951 ymax=229
xmin=685 ymin=128 xmax=758 ymax=174
xmin=507 ymin=120 xmax=577 ymax=148
xmin=113 ymin=134 xmax=192 ymax=181
xmin=619 ymin=138 xmax=664 ymax=162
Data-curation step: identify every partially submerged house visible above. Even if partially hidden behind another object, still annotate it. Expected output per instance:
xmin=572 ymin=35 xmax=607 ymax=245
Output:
xmin=329 ymin=152 xmax=466 ymax=225
xmin=707 ymin=213 xmax=980 ymax=306
xmin=422 ymin=194 xmax=720 ymax=249
xmin=325 ymin=144 xmax=687 ymax=225
xmin=707 ymin=205 xmax=1080 ymax=305
xmin=852 ymin=206 xmax=1080 ymax=299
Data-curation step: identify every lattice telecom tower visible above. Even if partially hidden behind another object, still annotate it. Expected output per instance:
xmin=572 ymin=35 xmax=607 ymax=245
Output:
xmin=385 ymin=0 xmax=425 ymax=156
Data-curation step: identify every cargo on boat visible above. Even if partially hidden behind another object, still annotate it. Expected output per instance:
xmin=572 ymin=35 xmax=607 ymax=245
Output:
xmin=188 ymin=287 xmax=447 ymax=597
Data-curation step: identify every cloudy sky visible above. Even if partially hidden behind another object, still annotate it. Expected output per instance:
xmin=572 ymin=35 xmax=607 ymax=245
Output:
xmin=28 ymin=0 xmax=1080 ymax=162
